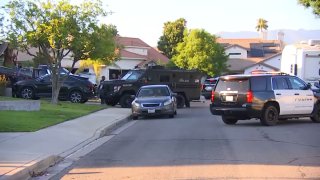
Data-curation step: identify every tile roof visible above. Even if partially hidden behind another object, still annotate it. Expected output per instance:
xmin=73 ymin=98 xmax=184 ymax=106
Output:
xmin=226 ymin=58 xmax=257 ymax=71
xmin=116 ymin=36 xmax=150 ymax=47
xmin=217 ymin=38 xmax=281 ymax=49
xmin=120 ymin=49 xmax=147 ymax=59
xmin=218 ymin=38 xmax=282 ymax=73
xmin=116 ymin=36 xmax=169 ymax=65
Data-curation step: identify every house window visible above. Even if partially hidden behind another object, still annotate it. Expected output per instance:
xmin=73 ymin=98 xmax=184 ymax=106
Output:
xmin=229 ymin=53 xmax=241 ymax=55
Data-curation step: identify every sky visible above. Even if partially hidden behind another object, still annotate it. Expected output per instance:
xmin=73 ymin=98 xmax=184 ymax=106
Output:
xmin=1 ymin=0 xmax=319 ymax=46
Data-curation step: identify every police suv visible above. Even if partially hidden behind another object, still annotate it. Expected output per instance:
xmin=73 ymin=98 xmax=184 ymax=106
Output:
xmin=209 ymin=73 xmax=320 ymax=126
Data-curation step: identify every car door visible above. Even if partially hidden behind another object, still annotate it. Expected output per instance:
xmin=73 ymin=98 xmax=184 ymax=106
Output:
xmin=35 ymin=75 xmax=52 ymax=97
xmin=287 ymin=76 xmax=314 ymax=114
xmin=272 ymin=76 xmax=295 ymax=115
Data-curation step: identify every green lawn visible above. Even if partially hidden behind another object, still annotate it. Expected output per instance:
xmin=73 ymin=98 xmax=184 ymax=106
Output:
xmin=0 ymin=97 xmax=106 ymax=132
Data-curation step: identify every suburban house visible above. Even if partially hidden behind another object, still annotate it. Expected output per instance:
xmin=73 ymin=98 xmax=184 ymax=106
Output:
xmin=0 ymin=37 xmax=170 ymax=83
xmin=217 ymin=38 xmax=283 ymax=74
xmin=100 ymin=36 xmax=170 ymax=80
xmin=1 ymin=36 xmax=283 ymax=81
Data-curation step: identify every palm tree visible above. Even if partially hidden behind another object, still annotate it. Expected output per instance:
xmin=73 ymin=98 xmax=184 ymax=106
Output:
xmin=256 ymin=18 xmax=268 ymax=39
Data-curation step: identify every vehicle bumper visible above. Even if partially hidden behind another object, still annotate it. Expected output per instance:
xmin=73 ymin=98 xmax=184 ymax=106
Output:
xmin=132 ymin=106 xmax=175 ymax=117
xmin=209 ymin=103 xmax=262 ymax=119
xmin=201 ymin=91 xmax=211 ymax=99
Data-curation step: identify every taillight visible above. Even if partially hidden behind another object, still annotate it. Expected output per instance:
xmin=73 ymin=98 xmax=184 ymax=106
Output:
xmin=246 ymin=90 xmax=253 ymax=103
xmin=211 ymin=91 xmax=215 ymax=103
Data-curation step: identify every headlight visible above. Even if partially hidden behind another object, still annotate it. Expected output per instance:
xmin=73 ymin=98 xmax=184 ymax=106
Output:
xmin=163 ymin=99 xmax=172 ymax=106
xmin=132 ymin=100 xmax=140 ymax=107
xmin=114 ymin=86 xmax=121 ymax=92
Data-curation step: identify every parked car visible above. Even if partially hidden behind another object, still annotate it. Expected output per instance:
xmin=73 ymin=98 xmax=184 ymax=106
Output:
xmin=12 ymin=74 xmax=95 ymax=103
xmin=209 ymin=72 xmax=320 ymax=126
xmin=201 ymin=77 xmax=218 ymax=99
xmin=131 ymin=85 xmax=177 ymax=119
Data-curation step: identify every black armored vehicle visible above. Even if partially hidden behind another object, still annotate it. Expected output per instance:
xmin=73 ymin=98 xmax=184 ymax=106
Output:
xmin=100 ymin=66 xmax=203 ymax=108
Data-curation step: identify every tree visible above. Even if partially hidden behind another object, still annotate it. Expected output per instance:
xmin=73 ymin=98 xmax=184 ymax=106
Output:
xmin=157 ymin=18 xmax=187 ymax=59
xmin=172 ymin=29 xmax=228 ymax=77
xmin=256 ymin=18 xmax=268 ymax=32
xmin=1 ymin=0 xmax=118 ymax=104
xmin=256 ymin=18 xmax=268 ymax=39
xmin=298 ymin=0 xmax=320 ymax=17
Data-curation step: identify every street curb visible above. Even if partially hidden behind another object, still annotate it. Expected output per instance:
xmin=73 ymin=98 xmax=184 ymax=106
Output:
xmin=2 ymin=155 xmax=61 ymax=180
xmin=5 ymin=114 xmax=132 ymax=180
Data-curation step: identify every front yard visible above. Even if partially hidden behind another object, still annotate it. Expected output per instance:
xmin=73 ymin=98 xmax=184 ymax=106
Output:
xmin=0 ymin=97 xmax=106 ymax=132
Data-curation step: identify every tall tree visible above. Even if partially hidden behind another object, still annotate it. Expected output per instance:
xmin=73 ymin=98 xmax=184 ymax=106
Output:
xmin=298 ymin=0 xmax=320 ymax=17
xmin=172 ymin=29 xmax=228 ymax=77
xmin=1 ymin=0 xmax=118 ymax=104
xmin=157 ymin=18 xmax=187 ymax=59
xmin=256 ymin=18 xmax=268 ymax=32
xmin=256 ymin=18 xmax=268 ymax=39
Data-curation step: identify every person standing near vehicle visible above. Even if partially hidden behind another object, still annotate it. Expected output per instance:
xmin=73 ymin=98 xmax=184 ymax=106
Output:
xmin=99 ymin=76 xmax=106 ymax=104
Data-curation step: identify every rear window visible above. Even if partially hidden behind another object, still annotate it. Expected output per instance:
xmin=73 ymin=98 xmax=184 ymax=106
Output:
xmin=215 ymin=79 xmax=249 ymax=93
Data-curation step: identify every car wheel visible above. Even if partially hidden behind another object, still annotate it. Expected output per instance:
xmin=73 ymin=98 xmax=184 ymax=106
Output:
xmin=120 ymin=94 xmax=134 ymax=108
xmin=311 ymin=104 xmax=320 ymax=123
xmin=260 ymin=105 xmax=279 ymax=126
xmin=20 ymin=87 xmax=34 ymax=99
xmin=69 ymin=90 xmax=83 ymax=103
xmin=176 ymin=94 xmax=185 ymax=109
xmin=132 ymin=115 xmax=138 ymax=120
xmin=222 ymin=115 xmax=238 ymax=125
xmin=106 ymin=100 xmax=118 ymax=106
xmin=169 ymin=113 xmax=174 ymax=118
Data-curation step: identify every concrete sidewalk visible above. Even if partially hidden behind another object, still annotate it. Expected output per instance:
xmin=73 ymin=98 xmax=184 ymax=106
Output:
xmin=0 ymin=108 xmax=131 ymax=180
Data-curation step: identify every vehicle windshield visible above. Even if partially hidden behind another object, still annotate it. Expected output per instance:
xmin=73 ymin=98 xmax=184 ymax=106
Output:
xmin=121 ymin=70 xmax=144 ymax=81
xmin=137 ymin=87 xmax=170 ymax=97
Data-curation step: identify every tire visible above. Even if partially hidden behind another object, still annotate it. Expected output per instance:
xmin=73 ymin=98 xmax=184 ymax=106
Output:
xmin=20 ymin=87 xmax=34 ymax=99
xmin=69 ymin=90 xmax=83 ymax=103
xmin=106 ymin=100 xmax=118 ymax=106
xmin=176 ymin=94 xmax=185 ymax=109
xmin=132 ymin=115 xmax=138 ymax=120
xmin=169 ymin=113 xmax=174 ymax=118
xmin=222 ymin=116 xmax=238 ymax=125
xmin=120 ymin=94 xmax=134 ymax=108
xmin=185 ymin=100 xmax=190 ymax=108
xmin=260 ymin=105 xmax=279 ymax=126
xmin=311 ymin=104 xmax=320 ymax=123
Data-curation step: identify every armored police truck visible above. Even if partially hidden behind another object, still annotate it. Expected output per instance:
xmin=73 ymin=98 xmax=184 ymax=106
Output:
xmin=99 ymin=66 xmax=203 ymax=108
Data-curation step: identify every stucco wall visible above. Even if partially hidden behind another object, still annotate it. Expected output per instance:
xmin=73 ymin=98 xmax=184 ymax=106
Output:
xmin=225 ymin=46 xmax=247 ymax=59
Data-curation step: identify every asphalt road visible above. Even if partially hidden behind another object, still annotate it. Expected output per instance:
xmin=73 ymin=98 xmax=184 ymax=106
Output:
xmin=56 ymin=101 xmax=320 ymax=179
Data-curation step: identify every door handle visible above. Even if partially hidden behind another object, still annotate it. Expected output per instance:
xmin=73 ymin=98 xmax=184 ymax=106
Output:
xmin=276 ymin=93 xmax=281 ymax=95
xmin=294 ymin=93 xmax=299 ymax=95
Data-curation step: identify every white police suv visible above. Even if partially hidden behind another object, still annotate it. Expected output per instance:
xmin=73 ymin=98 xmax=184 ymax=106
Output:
xmin=209 ymin=73 xmax=320 ymax=126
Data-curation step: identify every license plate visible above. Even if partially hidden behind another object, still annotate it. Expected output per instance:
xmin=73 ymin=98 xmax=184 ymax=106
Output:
xmin=226 ymin=96 xmax=233 ymax=101
xmin=148 ymin=109 xmax=155 ymax=113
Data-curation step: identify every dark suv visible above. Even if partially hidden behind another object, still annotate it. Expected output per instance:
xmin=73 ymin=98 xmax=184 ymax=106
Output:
xmin=201 ymin=77 xmax=218 ymax=99
xmin=209 ymin=73 xmax=320 ymax=126
xmin=12 ymin=74 xmax=95 ymax=103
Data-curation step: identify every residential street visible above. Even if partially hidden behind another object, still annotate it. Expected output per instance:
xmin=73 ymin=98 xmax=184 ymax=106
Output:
xmin=51 ymin=101 xmax=320 ymax=179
